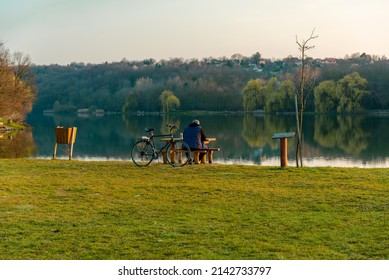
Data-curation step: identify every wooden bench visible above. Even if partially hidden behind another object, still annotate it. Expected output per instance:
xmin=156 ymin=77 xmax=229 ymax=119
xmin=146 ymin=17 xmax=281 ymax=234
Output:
xmin=192 ymin=148 xmax=220 ymax=164
xmin=161 ymin=148 xmax=220 ymax=164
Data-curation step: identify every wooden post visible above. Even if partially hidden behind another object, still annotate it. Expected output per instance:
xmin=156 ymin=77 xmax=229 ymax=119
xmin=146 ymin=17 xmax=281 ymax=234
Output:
xmin=272 ymin=132 xmax=295 ymax=168
xmin=201 ymin=153 xmax=207 ymax=164
xmin=53 ymin=143 xmax=58 ymax=159
xmin=280 ymin=137 xmax=288 ymax=167
xmin=69 ymin=127 xmax=75 ymax=160
xmin=207 ymin=151 xmax=213 ymax=163
xmin=169 ymin=147 xmax=176 ymax=164
xmin=162 ymin=150 xmax=167 ymax=164
xmin=193 ymin=152 xmax=200 ymax=164
xmin=178 ymin=150 xmax=183 ymax=163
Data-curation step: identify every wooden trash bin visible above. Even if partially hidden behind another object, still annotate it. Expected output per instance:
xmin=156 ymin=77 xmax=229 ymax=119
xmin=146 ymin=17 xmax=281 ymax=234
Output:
xmin=53 ymin=127 xmax=77 ymax=160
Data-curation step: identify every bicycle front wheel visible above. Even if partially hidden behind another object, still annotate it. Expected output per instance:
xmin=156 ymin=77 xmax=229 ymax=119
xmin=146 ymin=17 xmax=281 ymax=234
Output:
xmin=131 ymin=140 xmax=154 ymax=167
xmin=166 ymin=140 xmax=191 ymax=167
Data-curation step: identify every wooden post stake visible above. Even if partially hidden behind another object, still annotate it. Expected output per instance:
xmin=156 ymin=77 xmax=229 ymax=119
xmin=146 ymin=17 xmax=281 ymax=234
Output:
xmin=53 ymin=143 xmax=58 ymax=159
xmin=272 ymin=132 xmax=295 ymax=168
xmin=69 ymin=127 xmax=75 ymax=160
xmin=280 ymin=137 xmax=288 ymax=167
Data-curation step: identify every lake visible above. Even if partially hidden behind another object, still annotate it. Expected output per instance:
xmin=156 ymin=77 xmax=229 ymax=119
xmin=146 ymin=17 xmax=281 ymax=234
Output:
xmin=2 ymin=113 xmax=389 ymax=168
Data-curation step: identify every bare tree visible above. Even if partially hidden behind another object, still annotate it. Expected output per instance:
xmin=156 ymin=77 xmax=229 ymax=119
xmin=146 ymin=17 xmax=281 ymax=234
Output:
xmin=13 ymin=51 xmax=33 ymax=83
xmin=295 ymin=29 xmax=319 ymax=167
xmin=0 ymin=42 xmax=36 ymax=121
xmin=0 ymin=42 xmax=11 ymax=94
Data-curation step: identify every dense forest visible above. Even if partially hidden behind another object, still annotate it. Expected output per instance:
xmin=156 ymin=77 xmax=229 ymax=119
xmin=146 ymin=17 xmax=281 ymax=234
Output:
xmin=31 ymin=52 xmax=389 ymax=114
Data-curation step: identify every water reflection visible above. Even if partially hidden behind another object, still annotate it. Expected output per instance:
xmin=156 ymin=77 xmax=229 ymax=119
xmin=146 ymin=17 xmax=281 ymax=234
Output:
xmin=314 ymin=115 xmax=369 ymax=155
xmin=1 ymin=113 xmax=388 ymax=168
xmin=0 ymin=129 xmax=37 ymax=158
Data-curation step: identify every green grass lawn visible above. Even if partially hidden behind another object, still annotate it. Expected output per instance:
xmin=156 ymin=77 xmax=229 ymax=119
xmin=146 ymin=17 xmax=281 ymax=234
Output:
xmin=0 ymin=159 xmax=387 ymax=260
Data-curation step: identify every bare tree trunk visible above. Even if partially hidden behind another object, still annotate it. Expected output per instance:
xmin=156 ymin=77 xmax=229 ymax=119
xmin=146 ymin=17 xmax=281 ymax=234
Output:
xmin=294 ymin=94 xmax=301 ymax=167
xmin=298 ymin=109 xmax=304 ymax=167
xmin=294 ymin=28 xmax=318 ymax=167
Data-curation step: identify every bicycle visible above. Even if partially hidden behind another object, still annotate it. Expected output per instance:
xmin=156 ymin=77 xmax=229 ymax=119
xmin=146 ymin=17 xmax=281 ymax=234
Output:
xmin=131 ymin=124 xmax=191 ymax=167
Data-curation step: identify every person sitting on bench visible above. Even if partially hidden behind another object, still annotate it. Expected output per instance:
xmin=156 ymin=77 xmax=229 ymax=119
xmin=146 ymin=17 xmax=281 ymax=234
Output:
xmin=183 ymin=119 xmax=208 ymax=163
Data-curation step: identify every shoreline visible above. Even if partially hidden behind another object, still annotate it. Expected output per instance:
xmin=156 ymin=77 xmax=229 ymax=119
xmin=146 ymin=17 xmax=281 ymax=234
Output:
xmin=37 ymin=109 xmax=389 ymax=117
xmin=20 ymin=156 xmax=389 ymax=169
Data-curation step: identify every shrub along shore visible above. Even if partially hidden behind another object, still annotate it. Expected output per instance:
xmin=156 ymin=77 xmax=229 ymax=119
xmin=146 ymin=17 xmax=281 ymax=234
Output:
xmin=0 ymin=159 xmax=387 ymax=260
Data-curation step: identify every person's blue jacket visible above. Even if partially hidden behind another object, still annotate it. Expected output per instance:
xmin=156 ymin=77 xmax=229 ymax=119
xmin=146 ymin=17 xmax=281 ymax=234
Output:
xmin=183 ymin=122 xmax=207 ymax=149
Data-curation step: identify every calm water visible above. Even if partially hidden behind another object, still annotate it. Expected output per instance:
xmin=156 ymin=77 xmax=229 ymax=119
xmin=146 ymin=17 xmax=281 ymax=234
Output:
xmin=2 ymin=113 xmax=389 ymax=167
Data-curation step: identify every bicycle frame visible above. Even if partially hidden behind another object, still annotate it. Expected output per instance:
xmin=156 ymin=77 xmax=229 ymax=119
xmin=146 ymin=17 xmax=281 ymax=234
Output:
xmin=148 ymin=132 xmax=174 ymax=156
xmin=143 ymin=124 xmax=177 ymax=157
xmin=131 ymin=124 xmax=190 ymax=167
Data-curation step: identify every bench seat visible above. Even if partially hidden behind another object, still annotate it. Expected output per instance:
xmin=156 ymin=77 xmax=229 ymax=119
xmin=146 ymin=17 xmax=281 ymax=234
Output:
xmin=161 ymin=148 xmax=220 ymax=164
xmin=191 ymin=148 xmax=220 ymax=164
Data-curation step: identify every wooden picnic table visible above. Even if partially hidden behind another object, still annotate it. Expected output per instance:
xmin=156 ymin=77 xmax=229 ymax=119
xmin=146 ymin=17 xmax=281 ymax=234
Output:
xmin=159 ymin=137 xmax=217 ymax=143
xmin=160 ymin=137 xmax=218 ymax=164
xmin=204 ymin=137 xmax=216 ymax=144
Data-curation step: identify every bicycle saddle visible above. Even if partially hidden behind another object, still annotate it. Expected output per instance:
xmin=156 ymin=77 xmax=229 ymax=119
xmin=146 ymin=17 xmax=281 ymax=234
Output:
xmin=145 ymin=128 xmax=155 ymax=132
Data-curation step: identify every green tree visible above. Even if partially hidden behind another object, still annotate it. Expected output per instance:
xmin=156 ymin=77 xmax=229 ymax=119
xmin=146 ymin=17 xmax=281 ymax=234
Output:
xmin=160 ymin=90 xmax=180 ymax=113
xmin=314 ymin=80 xmax=338 ymax=112
xmin=336 ymin=72 xmax=370 ymax=112
xmin=241 ymin=79 xmax=266 ymax=111
xmin=264 ymin=77 xmax=280 ymax=112
xmin=280 ymin=80 xmax=295 ymax=111
xmin=250 ymin=52 xmax=261 ymax=64
xmin=266 ymin=91 xmax=284 ymax=112
xmin=122 ymin=92 xmax=139 ymax=114
xmin=265 ymin=79 xmax=295 ymax=112
xmin=265 ymin=77 xmax=278 ymax=93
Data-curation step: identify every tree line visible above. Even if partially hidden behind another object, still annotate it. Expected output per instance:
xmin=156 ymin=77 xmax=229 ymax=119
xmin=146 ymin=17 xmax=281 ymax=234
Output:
xmin=241 ymin=71 xmax=370 ymax=113
xmin=0 ymin=42 xmax=36 ymax=122
xmin=32 ymin=57 xmax=258 ymax=114
xmin=30 ymin=52 xmax=389 ymax=115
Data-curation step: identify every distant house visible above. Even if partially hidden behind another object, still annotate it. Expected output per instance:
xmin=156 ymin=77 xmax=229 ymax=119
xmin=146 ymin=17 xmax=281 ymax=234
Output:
xmin=77 ymin=108 xmax=105 ymax=116
xmin=252 ymin=65 xmax=262 ymax=72
xmin=77 ymin=109 xmax=90 ymax=115
xmin=323 ymin=57 xmax=337 ymax=64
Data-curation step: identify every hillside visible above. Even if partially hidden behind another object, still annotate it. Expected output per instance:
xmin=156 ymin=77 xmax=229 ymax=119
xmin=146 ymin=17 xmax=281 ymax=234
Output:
xmin=32 ymin=53 xmax=389 ymax=114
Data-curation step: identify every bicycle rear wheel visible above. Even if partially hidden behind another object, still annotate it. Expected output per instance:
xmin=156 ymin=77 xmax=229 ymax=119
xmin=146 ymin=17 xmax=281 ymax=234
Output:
xmin=166 ymin=140 xmax=191 ymax=167
xmin=131 ymin=140 xmax=154 ymax=166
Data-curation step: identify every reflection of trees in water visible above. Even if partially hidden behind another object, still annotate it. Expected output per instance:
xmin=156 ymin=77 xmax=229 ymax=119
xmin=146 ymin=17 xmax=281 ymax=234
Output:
xmin=160 ymin=115 xmax=181 ymax=134
xmin=22 ymin=113 xmax=383 ymax=163
xmin=314 ymin=115 xmax=369 ymax=155
xmin=52 ymin=114 xmax=78 ymax=127
xmin=242 ymin=114 xmax=292 ymax=149
xmin=122 ymin=114 xmax=142 ymax=135
xmin=0 ymin=129 xmax=36 ymax=158
xmin=122 ymin=114 xmax=182 ymax=136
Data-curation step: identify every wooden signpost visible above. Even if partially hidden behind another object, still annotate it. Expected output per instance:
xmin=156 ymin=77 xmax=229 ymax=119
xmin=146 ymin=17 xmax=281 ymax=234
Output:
xmin=272 ymin=132 xmax=295 ymax=168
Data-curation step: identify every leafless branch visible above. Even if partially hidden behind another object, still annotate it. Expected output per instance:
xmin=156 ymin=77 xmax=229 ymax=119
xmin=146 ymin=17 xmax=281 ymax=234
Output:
xmin=296 ymin=28 xmax=319 ymax=55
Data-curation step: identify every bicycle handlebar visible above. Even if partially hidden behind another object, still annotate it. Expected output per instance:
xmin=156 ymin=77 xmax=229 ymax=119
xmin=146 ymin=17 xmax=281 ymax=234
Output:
xmin=166 ymin=124 xmax=177 ymax=132
xmin=143 ymin=124 xmax=177 ymax=136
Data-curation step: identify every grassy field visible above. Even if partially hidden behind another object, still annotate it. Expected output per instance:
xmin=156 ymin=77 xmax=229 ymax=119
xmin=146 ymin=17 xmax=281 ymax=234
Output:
xmin=0 ymin=159 xmax=387 ymax=260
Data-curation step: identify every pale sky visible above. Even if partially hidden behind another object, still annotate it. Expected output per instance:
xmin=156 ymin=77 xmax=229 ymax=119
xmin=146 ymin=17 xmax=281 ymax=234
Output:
xmin=1 ymin=0 xmax=388 ymax=65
